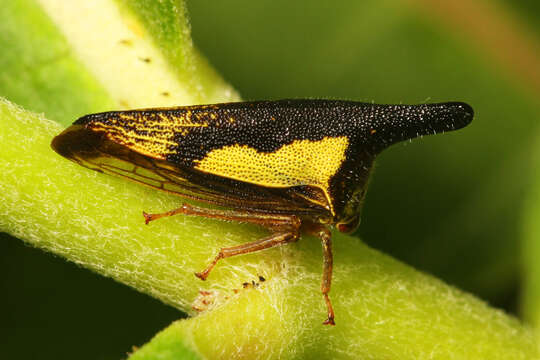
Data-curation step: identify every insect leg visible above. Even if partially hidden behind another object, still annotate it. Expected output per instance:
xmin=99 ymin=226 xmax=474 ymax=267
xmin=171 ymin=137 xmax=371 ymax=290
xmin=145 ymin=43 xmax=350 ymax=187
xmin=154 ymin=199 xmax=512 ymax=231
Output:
xmin=319 ymin=227 xmax=335 ymax=325
xmin=195 ymin=230 xmax=300 ymax=280
xmin=144 ymin=204 xmax=303 ymax=281
xmin=143 ymin=203 xmax=298 ymax=229
xmin=303 ymin=222 xmax=335 ymax=325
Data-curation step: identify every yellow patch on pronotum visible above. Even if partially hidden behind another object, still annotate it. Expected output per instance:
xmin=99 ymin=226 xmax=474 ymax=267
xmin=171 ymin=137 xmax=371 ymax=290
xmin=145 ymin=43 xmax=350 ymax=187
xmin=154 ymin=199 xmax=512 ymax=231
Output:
xmin=194 ymin=137 xmax=349 ymax=191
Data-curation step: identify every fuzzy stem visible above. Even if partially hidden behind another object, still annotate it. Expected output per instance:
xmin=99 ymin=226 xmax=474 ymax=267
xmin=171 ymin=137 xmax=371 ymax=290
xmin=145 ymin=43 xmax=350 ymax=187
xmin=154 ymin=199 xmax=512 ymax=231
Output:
xmin=0 ymin=98 xmax=537 ymax=359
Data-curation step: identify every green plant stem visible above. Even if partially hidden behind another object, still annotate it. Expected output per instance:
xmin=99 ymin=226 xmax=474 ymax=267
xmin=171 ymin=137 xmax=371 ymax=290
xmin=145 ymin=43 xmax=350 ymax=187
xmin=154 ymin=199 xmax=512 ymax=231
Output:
xmin=1 ymin=98 xmax=537 ymax=359
xmin=2 ymin=0 xmax=539 ymax=358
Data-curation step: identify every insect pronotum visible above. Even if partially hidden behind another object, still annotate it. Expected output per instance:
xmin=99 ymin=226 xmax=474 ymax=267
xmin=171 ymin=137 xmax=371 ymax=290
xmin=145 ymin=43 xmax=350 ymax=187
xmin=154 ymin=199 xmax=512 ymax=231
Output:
xmin=51 ymin=99 xmax=473 ymax=325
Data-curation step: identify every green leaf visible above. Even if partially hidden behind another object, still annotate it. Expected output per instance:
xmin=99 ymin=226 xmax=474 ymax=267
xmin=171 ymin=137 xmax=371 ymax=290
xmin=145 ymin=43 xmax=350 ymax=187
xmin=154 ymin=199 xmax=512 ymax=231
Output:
xmin=0 ymin=0 xmax=115 ymax=125
xmin=0 ymin=0 xmax=239 ymax=126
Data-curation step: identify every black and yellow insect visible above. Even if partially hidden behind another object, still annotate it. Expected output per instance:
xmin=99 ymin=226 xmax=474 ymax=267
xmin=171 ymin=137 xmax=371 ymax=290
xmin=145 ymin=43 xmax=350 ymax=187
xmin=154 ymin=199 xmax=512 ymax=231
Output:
xmin=51 ymin=99 xmax=473 ymax=325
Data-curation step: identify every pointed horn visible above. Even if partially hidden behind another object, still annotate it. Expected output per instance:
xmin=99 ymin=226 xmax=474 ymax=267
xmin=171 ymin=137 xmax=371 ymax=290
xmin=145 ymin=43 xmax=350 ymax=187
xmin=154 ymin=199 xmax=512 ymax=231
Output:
xmin=367 ymin=102 xmax=473 ymax=152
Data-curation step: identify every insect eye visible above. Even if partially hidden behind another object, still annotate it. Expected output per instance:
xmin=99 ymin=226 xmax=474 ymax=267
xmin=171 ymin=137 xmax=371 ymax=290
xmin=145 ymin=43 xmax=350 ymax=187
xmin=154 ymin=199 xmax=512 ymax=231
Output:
xmin=336 ymin=216 xmax=360 ymax=234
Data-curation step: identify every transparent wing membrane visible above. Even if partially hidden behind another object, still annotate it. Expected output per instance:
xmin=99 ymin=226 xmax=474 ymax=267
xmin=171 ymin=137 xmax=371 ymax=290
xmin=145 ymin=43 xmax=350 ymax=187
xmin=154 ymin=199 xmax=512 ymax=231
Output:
xmin=73 ymin=147 xmax=328 ymax=217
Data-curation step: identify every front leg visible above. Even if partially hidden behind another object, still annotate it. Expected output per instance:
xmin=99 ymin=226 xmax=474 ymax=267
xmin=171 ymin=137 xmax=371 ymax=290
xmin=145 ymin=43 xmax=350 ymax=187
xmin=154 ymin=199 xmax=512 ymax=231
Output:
xmin=303 ymin=221 xmax=335 ymax=325
xmin=320 ymin=227 xmax=335 ymax=325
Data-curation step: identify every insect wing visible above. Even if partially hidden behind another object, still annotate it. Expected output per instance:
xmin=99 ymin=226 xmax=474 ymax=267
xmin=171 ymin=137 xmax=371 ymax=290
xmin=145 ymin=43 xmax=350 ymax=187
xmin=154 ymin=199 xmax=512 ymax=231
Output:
xmin=51 ymin=117 xmax=328 ymax=214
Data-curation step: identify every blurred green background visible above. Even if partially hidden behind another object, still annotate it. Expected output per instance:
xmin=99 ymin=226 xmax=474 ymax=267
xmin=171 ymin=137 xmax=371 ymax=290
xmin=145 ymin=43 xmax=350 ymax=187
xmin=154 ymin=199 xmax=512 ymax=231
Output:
xmin=1 ymin=0 xmax=539 ymax=359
